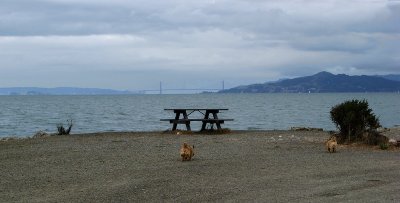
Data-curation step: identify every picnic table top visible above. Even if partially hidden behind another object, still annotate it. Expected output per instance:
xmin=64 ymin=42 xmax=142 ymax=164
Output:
xmin=164 ymin=108 xmax=229 ymax=111
xmin=160 ymin=118 xmax=234 ymax=121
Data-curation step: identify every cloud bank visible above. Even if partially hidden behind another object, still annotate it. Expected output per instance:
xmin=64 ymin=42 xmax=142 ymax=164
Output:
xmin=0 ymin=0 xmax=399 ymax=90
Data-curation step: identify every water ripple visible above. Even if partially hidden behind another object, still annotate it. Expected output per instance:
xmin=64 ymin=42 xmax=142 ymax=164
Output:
xmin=0 ymin=93 xmax=399 ymax=137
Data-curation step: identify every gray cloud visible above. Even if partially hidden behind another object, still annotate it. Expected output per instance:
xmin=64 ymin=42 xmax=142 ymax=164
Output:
xmin=0 ymin=0 xmax=399 ymax=90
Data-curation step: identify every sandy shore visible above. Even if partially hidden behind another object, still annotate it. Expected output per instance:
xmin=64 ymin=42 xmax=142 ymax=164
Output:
xmin=1 ymin=130 xmax=399 ymax=202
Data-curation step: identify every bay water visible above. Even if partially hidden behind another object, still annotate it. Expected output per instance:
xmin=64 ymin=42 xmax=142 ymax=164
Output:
xmin=0 ymin=93 xmax=399 ymax=137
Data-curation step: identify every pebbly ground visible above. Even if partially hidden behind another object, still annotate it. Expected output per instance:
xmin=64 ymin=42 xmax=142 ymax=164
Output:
xmin=0 ymin=130 xmax=399 ymax=202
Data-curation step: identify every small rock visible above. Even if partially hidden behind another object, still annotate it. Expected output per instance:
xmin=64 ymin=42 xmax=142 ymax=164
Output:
xmin=1 ymin=137 xmax=13 ymax=142
xmin=388 ymin=139 xmax=399 ymax=147
xmin=377 ymin=127 xmax=389 ymax=133
xmin=290 ymin=127 xmax=323 ymax=131
xmin=33 ymin=131 xmax=49 ymax=138
xmin=291 ymin=127 xmax=307 ymax=131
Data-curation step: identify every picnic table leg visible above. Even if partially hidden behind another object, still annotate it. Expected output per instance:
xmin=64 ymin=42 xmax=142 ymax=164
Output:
xmin=212 ymin=112 xmax=222 ymax=130
xmin=172 ymin=112 xmax=180 ymax=131
xmin=201 ymin=111 xmax=210 ymax=131
xmin=183 ymin=111 xmax=191 ymax=131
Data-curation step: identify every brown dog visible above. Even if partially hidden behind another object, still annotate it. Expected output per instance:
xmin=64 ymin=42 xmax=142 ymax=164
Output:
xmin=326 ymin=136 xmax=337 ymax=153
xmin=180 ymin=143 xmax=195 ymax=161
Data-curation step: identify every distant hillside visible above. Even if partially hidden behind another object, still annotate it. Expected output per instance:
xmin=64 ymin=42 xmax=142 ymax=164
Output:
xmin=0 ymin=87 xmax=137 ymax=95
xmin=220 ymin=72 xmax=400 ymax=93
xmin=379 ymin=74 xmax=400 ymax=82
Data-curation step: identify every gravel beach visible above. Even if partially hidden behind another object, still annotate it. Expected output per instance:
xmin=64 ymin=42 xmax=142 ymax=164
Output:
xmin=1 ymin=130 xmax=399 ymax=202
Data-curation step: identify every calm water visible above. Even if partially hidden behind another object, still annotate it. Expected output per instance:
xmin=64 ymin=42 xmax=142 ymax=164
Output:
xmin=0 ymin=93 xmax=399 ymax=137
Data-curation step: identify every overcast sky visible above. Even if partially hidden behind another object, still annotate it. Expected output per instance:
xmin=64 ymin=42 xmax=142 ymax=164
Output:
xmin=0 ymin=0 xmax=399 ymax=91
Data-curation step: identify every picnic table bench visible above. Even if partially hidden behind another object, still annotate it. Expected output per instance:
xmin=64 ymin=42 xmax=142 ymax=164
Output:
xmin=160 ymin=108 xmax=233 ymax=131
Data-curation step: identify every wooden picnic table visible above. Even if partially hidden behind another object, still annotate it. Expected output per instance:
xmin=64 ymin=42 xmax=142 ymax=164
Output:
xmin=160 ymin=108 xmax=233 ymax=131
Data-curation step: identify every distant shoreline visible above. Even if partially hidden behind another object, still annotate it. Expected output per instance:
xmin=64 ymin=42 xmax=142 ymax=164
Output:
xmin=1 ymin=92 xmax=400 ymax=96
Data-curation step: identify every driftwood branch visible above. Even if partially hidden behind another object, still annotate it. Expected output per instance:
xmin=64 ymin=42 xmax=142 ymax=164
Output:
xmin=57 ymin=119 xmax=73 ymax=135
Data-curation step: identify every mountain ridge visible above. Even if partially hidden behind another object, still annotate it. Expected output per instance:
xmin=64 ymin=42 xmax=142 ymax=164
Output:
xmin=378 ymin=74 xmax=400 ymax=82
xmin=220 ymin=72 xmax=400 ymax=93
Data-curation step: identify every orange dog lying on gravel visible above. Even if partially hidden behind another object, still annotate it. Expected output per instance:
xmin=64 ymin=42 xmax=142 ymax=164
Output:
xmin=180 ymin=143 xmax=195 ymax=161
xmin=326 ymin=136 xmax=338 ymax=153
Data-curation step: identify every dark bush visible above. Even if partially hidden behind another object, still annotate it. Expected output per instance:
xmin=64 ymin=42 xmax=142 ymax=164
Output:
xmin=57 ymin=120 xmax=73 ymax=135
xmin=330 ymin=99 xmax=380 ymax=143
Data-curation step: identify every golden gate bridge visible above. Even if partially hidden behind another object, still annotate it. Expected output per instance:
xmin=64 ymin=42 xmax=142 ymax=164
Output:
xmin=140 ymin=81 xmax=225 ymax=94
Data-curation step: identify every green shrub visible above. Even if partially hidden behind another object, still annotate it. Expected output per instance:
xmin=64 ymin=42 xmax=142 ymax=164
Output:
xmin=330 ymin=99 xmax=380 ymax=143
xmin=379 ymin=142 xmax=389 ymax=150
